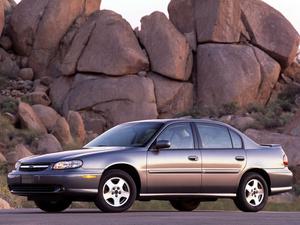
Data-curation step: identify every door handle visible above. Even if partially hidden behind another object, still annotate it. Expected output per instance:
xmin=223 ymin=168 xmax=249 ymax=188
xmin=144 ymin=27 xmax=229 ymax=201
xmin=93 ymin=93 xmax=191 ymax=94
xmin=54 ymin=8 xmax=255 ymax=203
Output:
xmin=235 ymin=156 xmax=245 ymax=161
xmin=188 ymin=156 xmax=199 ymax=161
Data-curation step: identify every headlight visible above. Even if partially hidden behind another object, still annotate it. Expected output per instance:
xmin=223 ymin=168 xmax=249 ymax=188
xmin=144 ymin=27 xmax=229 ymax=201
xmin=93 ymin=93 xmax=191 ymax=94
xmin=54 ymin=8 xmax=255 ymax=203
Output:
xmin=52 ymin=160 xmax=83 ymax=170
xmin=15 ymin=161 xmax=21 ymax=170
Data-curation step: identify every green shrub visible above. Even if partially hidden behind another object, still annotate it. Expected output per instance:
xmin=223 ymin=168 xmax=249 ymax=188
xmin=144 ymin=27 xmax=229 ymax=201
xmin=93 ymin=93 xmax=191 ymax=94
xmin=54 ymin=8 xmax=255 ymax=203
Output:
xmin=278 ymin=85 xmax=300 ymax=105
xmin=0 ymin=98 xmax=19 ymax=114
xmin=0 ymin=115 xmax=39 ymax=151
xmin=20 ymin=95 xmax=33 ymax=105
xmin=246 ymin=103 xmax=265 ymax=114
xmin=0 ymin=162 xmax=7 ymax=175
xmin=177 ymin=102 xmax=239 ymax=119
xmin=219 ymin=102 xmax=239 ymax=116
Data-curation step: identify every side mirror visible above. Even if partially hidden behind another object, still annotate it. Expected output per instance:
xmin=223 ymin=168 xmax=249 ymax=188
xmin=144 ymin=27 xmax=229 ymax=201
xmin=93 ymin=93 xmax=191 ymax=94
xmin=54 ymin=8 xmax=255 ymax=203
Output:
xmin=154 ymin=140 xmax=171 ymax=150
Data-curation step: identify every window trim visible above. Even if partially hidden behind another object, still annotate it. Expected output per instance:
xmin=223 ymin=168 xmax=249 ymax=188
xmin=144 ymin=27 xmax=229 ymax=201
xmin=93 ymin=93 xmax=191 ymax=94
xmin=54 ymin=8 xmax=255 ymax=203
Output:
xmin=228 ymin=128 xmax=244 ymax=149
xmin=194 ymin=122 xmax=244 ymax=150
xmin=148 ymin=122 xmax=196 ymax=151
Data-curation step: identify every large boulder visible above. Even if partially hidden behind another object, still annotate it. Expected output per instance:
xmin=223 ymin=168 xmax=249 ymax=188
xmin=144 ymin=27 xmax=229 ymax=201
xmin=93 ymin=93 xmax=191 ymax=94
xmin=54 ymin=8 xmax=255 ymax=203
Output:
xmin=149 ymin=73 xmax=193 ymax=118
xmin=52 ymin=117 xmax=73 ymax=147
xmin=67 ymin=111 xmax=86 ymax=146
xmin=196 ymin=44 xmax=280 ymax=108
xmin=49 ymin=76 xmax=74 ymax=113
xmin=139 ymin=12 xmax=192 ymax=81
xmin=168 ymin=0 xmax=195 ymax=34
xmin=62 ymin=74 xmax=158 ymax=132
xmin=18 ymin=102 xmax=47 ymax=134
xmin=195 ymin=0 xmax=241 ymax=43
xmin=9 ymin=0 xmax=50 ymax=56
xmin=36 ymin=134 xmax=63 ymax=154
xmin=0 ymin=0 xmax=4 ymax=37
xmin=253 ymin=47 xmax=281 ymax=104
xmin=241 ymin=0 xmax=300 ymax=68
xmin=77 ymin=10 xmax=149 ymax=76
xmin=60 ymin=15 xmax=97 ymax=76
xmin=28 ymin=0 xmax=88 ymax=77
xmin=245 ymin=129 xmax=300 ymax=168
xmin=10 ymin=0 xmax=101 ymax=76
xmin=32 ymin=104 xmax=60 ymax=132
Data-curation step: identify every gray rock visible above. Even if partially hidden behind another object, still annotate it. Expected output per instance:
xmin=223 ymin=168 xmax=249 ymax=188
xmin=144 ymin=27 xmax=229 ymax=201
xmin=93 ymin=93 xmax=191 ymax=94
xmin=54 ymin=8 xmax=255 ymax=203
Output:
xmin=52 ymin=117 xmax=73 ymax=147
xmin=168 ymin=0 xmax=195 ymax=34
xmin=24 ymin=91 xmax=51 ymax=106
xmin=67 ymin=111 xmax=86 ymax=146
xmin=241 ymin=0 xmax=300 ymax=68
xmin=149 ymin=73 xmax=193 ymax=118
xmin=18 ymin=68 xmax=34 ymax=80
xmin=62 ymin=74 xmax=158 ymax=132
xmin=18 ymin=102 xmax=47 ymax=134
xmin=77 ymin=10 xmax=149 ymax=76
xmin=139 ymin=11 xmax=192 ymax=81
xmin=196 ymin=44 xmax=280 ymax=108
xmin=195 ymin=0 xmax=241 ymax=43
xmin=32 ymin=104 xmax=60 ymax=132
xmin=36 ymin=134 xmax=63 ymax=154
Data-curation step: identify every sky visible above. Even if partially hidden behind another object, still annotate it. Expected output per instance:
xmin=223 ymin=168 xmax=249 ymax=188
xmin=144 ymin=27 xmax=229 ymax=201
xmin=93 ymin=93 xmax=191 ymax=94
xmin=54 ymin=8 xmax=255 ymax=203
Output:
xmin=14 ymin=0 xmax=300 ymax=34
xmin=102 ymin=0 xmax=300 ymax=32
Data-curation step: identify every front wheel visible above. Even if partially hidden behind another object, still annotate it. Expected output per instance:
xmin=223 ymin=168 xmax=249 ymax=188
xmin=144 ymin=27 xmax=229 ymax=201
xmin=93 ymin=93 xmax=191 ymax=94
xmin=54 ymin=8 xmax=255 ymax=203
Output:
xmin=234 ymin=172 xmax=268 ymax=212
xmin=170 ymin=199 xmax=200 ymax=211
xmin=34 ymin=199 xmax=71 ymax=213
xmin=94 ymin=169 xmax=137 ymax=213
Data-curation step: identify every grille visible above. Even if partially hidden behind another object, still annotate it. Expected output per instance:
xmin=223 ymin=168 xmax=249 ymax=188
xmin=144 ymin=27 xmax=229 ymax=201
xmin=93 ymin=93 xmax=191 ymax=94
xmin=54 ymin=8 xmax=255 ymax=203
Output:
xmin=19 ymin=164 xmax=50 ymax=172
xmin=10 ymin=185 xmax=62 ymax=193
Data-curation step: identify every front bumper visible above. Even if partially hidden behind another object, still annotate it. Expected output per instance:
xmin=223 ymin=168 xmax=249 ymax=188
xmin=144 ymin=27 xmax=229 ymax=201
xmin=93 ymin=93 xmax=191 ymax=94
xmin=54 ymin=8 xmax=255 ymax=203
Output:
xmin=7 ymin=169 xmax=102 ymax=198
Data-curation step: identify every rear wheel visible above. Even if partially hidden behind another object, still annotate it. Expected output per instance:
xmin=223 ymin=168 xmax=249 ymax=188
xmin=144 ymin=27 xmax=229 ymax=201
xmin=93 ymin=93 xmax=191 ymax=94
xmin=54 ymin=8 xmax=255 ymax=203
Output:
xmin=94 ymin=169 xmax=137 ymax=213
xmin=34 ymin=199 xmax=71 ymax=213
xmin=170 ymin=199 xmax=200 ymax=211
xmin=234 ymin=172 xmax=268 ymax=212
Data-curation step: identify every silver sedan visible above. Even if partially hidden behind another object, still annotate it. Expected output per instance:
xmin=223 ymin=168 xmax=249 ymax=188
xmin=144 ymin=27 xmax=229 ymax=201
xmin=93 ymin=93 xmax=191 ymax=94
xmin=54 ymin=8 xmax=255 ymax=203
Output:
xmin=7 ymin=119 xmax=293 ymax=213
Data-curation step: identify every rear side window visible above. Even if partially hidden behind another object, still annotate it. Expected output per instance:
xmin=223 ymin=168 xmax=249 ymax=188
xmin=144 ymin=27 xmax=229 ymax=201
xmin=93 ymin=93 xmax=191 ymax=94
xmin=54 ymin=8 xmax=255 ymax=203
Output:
xmin=229 ymin=130 xmax=243 ymax=149
xmin=196 ymin=124 xmax=232 ymax=149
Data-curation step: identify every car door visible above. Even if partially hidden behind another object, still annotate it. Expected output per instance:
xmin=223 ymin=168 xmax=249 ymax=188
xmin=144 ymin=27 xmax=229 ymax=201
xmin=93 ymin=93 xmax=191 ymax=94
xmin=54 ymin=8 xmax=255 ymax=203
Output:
xmin=195 ymin=123 xmax=246 ymax=194
xmin=146 ymin=122 xmax=202 ymax=193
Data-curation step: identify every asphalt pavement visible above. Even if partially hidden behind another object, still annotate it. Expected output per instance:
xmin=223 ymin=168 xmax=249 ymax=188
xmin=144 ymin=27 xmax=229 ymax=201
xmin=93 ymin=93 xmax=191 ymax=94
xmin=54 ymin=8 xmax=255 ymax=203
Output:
xmin=0 ymin=209 xmax=299 ymax=225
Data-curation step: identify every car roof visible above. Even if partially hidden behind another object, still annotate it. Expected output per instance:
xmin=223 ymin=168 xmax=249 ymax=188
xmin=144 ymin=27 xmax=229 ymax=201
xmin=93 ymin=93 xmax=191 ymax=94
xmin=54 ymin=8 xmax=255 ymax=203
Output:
xmin=127 ymin=118 xmax=228 ymax=126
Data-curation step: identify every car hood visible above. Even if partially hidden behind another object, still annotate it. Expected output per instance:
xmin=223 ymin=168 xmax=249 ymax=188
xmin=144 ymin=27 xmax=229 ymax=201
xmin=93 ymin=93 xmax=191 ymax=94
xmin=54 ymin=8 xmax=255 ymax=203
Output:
xmin=20 ymin=147 xmax=131 ymax=164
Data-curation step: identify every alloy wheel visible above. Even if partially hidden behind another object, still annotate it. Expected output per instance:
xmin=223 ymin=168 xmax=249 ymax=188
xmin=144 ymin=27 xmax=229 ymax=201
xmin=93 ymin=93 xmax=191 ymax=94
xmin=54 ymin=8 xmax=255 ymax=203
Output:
xmin=244 ymin=178 xmax=264 ymax=207
xmin=102 ymin=177 xmax=130 ymax=207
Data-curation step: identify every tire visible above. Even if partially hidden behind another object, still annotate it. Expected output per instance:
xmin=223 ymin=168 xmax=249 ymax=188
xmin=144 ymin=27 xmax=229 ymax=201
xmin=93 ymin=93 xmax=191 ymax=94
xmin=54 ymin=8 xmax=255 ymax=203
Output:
xmin=234 ymin=172 xmax=268 ymax=212
xmin=95 ymin=169 xmax=137 ymax=213
xmin=34 ymin=199 xmax=71 ymax=213
xmin=170 ymin=199 xmax=200 ymax=211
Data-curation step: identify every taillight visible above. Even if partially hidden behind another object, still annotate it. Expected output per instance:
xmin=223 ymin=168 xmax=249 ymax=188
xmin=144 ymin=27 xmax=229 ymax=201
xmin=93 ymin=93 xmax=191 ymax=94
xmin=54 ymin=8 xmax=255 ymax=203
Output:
xmin=283 ymin=154 xmax=288 ymax=167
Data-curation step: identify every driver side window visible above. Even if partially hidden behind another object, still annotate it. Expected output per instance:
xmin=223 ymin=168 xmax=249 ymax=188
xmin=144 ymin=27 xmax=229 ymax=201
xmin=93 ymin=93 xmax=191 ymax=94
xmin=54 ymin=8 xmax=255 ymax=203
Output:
xmin=157 ymin=123 xmax=194 ymax=149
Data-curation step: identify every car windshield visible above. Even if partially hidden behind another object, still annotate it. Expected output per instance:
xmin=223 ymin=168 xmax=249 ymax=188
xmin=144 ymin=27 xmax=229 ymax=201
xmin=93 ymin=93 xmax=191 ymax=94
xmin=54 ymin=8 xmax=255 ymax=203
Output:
xmin=85 ymin=122 xmax=163 ymax=148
